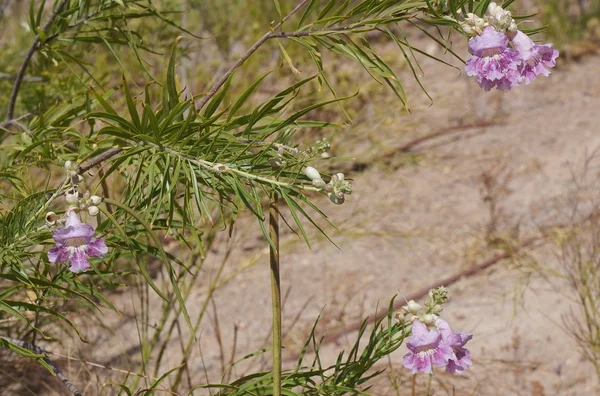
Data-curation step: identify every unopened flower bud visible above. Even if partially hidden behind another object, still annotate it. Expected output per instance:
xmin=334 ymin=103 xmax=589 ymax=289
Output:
xmin=335 ymin=173 xmax=344 ymax=182
xmin=405 ymin=300 xmax=422 ymax=314
xmin=71 ymin=174 xmax=83 ymax=184
xmin=88 ymin=206 xmax=99 ymax=216
xmin=431 ymin=304 xmax=444 ymax=314
xmin=422 ymin=314 xmax=437 ymax=325
xmin=320 ymin=152 xmax=330 ymax=159
xmin=65 ymin=193 xmax=79 ymax=204
xmin=90 ymin=195 xmax=102 ymax=205
xmin=304 ymin=166 xmax=321 ymax=181
xmin=312 ymin=178 xmax=326 ymax=189
xmin=64 ymin=160 xmax=73 ymax=170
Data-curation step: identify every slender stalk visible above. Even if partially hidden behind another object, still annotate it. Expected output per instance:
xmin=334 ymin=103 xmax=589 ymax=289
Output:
xmin=426 ymin=373 xmax=433 ymax=396
xmin=5 ymin=0 xmax=69 ymax=121
xmin=269 ymin=191 xmax=282 ymax=396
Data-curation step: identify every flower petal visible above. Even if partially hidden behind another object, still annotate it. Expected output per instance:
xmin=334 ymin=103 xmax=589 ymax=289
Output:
xmin=53 ymin=223 xmax=94 ymax=245
xmin=48 ymin=245 xmax=69 ymax=264
xmin=511 ymin=30 xmax=535 ymax=59
xmin=468 ymin=26 xmax=509 ymax=57
xmin=403 ymin=351 xmax=433 ymax=374
xmin=87 ymin=238 xmax=108 ymax=257
xmin=407 ymin=320 xmax=441 ymax=351
xmin=432 ymin=345 xmax=455 ymax=367
xmin=69 ymin=248 xmax=90 ymax=273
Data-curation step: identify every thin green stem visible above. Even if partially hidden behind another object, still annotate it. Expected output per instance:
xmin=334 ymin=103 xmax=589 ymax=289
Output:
xmin=269 ymin=191 xmax=282 ymax=396
xmin=427 ymin=372 xmax=433 ymax=396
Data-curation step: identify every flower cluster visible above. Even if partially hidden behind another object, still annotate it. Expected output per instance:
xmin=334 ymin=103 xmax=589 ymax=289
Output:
xmin=398 ymin=287 xmax=472 ymax=374
xmin=460 ymin=3 xmax=559 ymax=91
xmin=304 ymin=166 xmax=352 ymax=205
xmin=46 ymin=161 xmax=108 ymax=273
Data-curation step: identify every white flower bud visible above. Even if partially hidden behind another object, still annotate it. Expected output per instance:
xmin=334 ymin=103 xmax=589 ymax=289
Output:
xmin=405 ymin=300 xmax=422 ymax=314
xmin=64 ymin=160 xmax=73 ymax=170
xmin=422 ymin=314 xmax=437 ymax=325
xmin=320 ymin=152 xmax=330 ymax=159
xmin=304 ymin=166 xmax=321 ymax=181
xmin=88 ymin=206 xmax=99 ymax=216
xmin=90 ymin=195 xmax=102 ymax=205
xmin=65 ymin=193 xmax=79 ymax=204
xmin=486 ymin=2 xmax=499 ymax=16
xmin=312 ymin=178 xmax=326 ymax=189
xmin=335 ymin=173 xmax=344 ymax=182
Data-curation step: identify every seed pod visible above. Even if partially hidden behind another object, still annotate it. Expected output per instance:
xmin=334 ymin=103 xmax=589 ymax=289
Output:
xmin=45 ymin=212 xmax=58 ymax=226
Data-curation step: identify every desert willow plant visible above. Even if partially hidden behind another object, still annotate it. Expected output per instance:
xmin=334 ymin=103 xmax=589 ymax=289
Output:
xmin=0 ymin=0 xmax=558 ymax=394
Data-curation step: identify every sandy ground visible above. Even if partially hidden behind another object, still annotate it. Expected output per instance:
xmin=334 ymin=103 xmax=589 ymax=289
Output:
xmin=9 ymin=32 xmax=600 ymax=395
xmin=179 ymin=45 xmax=600 ymax=395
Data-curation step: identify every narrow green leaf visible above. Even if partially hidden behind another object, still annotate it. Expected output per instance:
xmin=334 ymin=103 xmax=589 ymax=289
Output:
xmin=123 ymin=76 xmax=141 ymax=130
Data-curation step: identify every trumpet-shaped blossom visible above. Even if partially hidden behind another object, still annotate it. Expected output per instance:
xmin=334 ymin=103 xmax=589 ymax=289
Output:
xmin=402 ymin=320 xmax=454 ymax=374
xmin=511 ymin=30 xmax=559 ymax=84
xmin=436 ymin=319 xmax=473 ymax=373
xmin=48 ymin=210 xmax=107 ymax=273
xmin=465 ymin=26 xmax=521 ymax=91
xmin=464 ymin=20 xmax=559 ymax=91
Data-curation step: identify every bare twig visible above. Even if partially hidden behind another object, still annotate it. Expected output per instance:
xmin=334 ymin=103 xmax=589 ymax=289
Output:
xmin=6 ymin=0 xmax=70 ymax=121
xmin=0 ymin=336 xmax=82 ymax=396
xmin=194 ymin=0 xmax=311 ymax=111
xmin=0 ymin=113 xmax=33 ymax=131
xmin=77 ymin=147 xmax=123 ymax=173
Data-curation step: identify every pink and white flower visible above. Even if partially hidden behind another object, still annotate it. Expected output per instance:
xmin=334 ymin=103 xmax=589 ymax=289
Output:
xmin=48 ymin=210 xmax=108 ymax=273
xmin=402 ymin=320 xmax=455 ymax=374
xmin=436 ymin=319 xmax=473 ymax=373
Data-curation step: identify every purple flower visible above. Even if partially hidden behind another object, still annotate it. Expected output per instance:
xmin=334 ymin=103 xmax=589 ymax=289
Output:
xmin=511 ymin=30 xmax=559 ymax=84
xmin=436 ymin=319 xmax=473 ymax=373
xmin=402 ymin=320 xmax=455 ymax=374
xmin=48 ymin=210 xmax=108 ymax=273
xmin=465 ymin=26 xmax=521 ymax=91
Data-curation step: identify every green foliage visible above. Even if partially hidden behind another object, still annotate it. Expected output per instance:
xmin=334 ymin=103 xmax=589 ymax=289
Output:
xmin=539 ymin=0 xmax=600 ymax=48
xmin=194 ymin=298 xmax=408 ymax=396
